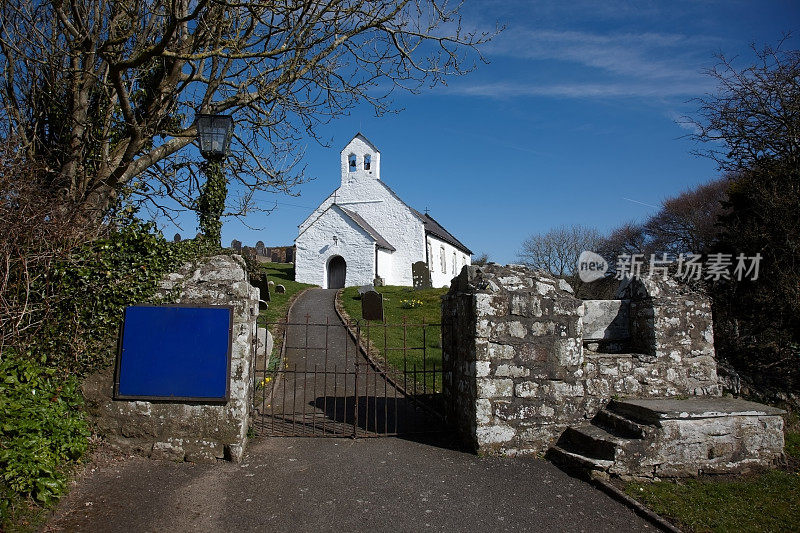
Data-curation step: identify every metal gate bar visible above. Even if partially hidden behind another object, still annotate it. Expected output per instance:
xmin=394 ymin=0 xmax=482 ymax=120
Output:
xmin=253 ymin=319 xmax=445 ymax=437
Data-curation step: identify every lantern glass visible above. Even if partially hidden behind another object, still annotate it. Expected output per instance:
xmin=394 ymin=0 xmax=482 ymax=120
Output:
xmin=197 ymin=114 xmax=234 ymax=158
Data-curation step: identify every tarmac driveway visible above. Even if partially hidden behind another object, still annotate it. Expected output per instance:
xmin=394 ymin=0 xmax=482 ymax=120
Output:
xmin=47 ymin=436 xmax=653 ymax=532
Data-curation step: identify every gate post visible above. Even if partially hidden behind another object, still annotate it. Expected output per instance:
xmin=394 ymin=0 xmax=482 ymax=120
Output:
xmin=441 ymin=264 xmax=586 ymax=456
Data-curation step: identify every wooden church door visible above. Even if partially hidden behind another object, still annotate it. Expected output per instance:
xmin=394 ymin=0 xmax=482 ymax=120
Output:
xmin=327 ymin=256 xmax=346 ymax=289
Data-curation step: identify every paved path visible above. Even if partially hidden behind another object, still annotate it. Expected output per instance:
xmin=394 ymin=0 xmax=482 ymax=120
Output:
xmin=259 ymin=288 xmax=438 ymax=436
xmin=48 ymin=438 xmax=654 ymax=532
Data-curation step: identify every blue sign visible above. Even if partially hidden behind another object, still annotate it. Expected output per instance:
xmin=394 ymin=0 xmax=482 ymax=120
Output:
xmin=115 ymin=305 xmax=233 ymax=402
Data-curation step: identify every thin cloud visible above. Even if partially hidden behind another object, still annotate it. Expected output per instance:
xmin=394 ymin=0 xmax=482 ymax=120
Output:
xmin=487 ymin=28 xmax=717 ymax=81
xmin=450 ymin=80 xmax=713 ymax=99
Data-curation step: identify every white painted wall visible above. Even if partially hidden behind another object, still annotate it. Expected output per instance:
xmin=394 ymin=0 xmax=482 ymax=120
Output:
xmin=335 ymin=180 xmax=425 ymax=286
xmin=295 ymin=207 xmax=376 ymax=288
xmin=376 ymin=248 xmax=393 ymax=283
xmin=427 ymin=235 xmax=471 ymax=288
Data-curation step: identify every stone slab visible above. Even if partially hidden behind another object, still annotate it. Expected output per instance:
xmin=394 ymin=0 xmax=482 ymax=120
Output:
xmin=582 ymin=300 xmax=630 ymax=341
xmin=612 ymin=397 xmax=785 ymax=424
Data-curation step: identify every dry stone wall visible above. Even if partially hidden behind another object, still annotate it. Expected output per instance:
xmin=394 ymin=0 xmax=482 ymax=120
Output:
xmin=442 ymin=264 xmax=721 ymax=456
xmin=82 ymin=254 xmax=259 ymax=463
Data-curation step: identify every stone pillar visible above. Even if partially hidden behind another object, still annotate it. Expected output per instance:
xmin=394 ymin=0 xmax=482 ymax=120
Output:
xmin=442 ymin=264 xmax=587 ymax=455
xmin=82 ymin=255 xmax=259 ymax=463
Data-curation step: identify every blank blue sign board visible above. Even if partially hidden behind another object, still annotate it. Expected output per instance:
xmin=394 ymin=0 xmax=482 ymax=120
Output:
xmin=115 ymin=305 xmax=233 ymax=402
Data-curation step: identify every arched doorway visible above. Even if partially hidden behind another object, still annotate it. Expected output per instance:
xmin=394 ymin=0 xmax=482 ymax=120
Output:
xmin=327 ymin=256 xmax=346 ymax=289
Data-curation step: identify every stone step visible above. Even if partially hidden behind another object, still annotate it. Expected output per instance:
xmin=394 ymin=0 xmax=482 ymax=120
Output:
xmin=558 ymin=424 xmax=624 ymax=461
xmin=546 ymin=445 xmax=613 ymax=479
xmin=593 ymin=408 xmax=648 ymax=439
xmin=608 ymin=397 xmax=786 ymax=425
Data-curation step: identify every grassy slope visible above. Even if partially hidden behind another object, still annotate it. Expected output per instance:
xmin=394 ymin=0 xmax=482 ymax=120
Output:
xmin=340 ymin=285 xmax=448 ymax=391
xmin=256 ymin=262 xmax=314 ymax=368
xmin=625 ymin=411 xmax=800 ymax=532
xmin=258 ymin=262 xmax=314 ymax=326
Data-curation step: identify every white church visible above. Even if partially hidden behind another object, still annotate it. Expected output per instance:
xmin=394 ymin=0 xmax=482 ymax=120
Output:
xmin=295 ymin=134 xmax=472 ymax=289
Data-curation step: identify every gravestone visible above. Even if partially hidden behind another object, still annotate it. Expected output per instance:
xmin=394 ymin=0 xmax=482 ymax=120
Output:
xmin=361 ymin=290 xmax=384 ymax=321
xmin=230 ymin=239 xmax=242 ymax=252
xmin=412 ymin=261 xmax=432 ymax=289
xmin=255 ymin=240 xmax=267 ymax=257
xmin=358 ymin=284 xmax=375 ymax=296
xmin=275 ymin=284 xmax=286 ymax=294
xmin=173 ymin=233 xmax=182 ymax=243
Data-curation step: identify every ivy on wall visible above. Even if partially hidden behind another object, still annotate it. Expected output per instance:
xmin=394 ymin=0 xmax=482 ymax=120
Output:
xmin=196 ymin=159 xmax=227 ymax=247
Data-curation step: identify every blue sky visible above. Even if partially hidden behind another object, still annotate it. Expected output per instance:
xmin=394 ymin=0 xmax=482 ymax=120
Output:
xmin=161 ymin=0 xmax=798 ymax=265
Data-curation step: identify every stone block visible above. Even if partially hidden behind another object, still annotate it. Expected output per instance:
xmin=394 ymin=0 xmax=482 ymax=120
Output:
xmin=514 ymin=381 xmax=540 ymax=398
xmin=476 ymin=424 xmax=516 ymax=446
xmin=477 ymin=378 xmax=514 ymax=399
xmin=495 ymin=364 xmax=530 ymax=378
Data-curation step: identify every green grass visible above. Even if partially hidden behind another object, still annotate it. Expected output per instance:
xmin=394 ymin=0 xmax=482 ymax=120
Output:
xmin=340 ymin=285 xmax=448 ymax=391
xmin=625 ymin=422 xmax=800 ymax=532
xmin=255 ymin=262 xmax=314 ymax=373
xmin=257 ymin=262 xmax=314 ymax=326
xmin=625 ymin=469 xmax=800 ymax=532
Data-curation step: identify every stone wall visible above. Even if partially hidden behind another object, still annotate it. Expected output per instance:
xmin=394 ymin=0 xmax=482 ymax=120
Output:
xmin=83 ymin=255 xmax=259 ymax=463
xmin=442 ymin=264 xmax=721 ymax=456
xmin=616 ymin=275 xmax=720 ymax=396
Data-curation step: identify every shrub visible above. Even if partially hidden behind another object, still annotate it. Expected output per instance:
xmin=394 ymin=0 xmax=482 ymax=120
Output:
xmin=0 ymin=351 xmax=89 ymax=522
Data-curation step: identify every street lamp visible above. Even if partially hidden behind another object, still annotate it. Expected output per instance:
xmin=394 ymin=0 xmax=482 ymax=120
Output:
xmin=196 ymin=113 xmax=234 ymax=246
xmin=196 ymin=114 xmax=234 ymax=159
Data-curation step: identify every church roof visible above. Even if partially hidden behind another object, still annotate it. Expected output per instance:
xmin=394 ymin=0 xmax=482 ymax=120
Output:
xmin=338 ymin=206 xmax=396 ymax=251
xmin=411 ymin=208 xmax=473 ymax=255
xmin=341 ymin=132 xmax=380 ymax=154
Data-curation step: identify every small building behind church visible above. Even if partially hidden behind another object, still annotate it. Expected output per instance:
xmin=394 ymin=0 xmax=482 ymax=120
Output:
xmin=295 ymin=134 xmax=471 ymax=289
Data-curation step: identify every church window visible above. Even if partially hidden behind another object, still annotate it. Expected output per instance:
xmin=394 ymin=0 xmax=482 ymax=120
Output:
xmin=452 ymin=252 xmax=456 ymax=274
xmin=440 ymin=245 xmax=446 ymax=273
xmin=364 ymin=154 xmax=371 ymax=170
xmin=427 ymin=243 xmax=432 ymax=268
xmin=348 ymin=154 xmax=357 ymax=171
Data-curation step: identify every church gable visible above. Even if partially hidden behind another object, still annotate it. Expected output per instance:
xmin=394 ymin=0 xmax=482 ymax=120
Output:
xmin=340 ymin=133 xmax=381 ymax=184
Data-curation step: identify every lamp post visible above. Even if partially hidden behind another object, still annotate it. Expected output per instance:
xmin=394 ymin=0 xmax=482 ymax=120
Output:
xmin=196 ymin=113 xmax=234 ymax=247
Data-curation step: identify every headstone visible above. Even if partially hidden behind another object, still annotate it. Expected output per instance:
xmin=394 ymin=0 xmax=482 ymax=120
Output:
xmin=358 ymin=284 xmax=375 ymax=296
xmin=230 ymin=239 xmax=242 ymax=252
xmin=173 ymin=233 xmax=182 ymax=243
xmin=275 ymin=284 xmax=286 ymax=294
xmin=412 ymin=261 xmax=432 ymax=289
xmin=361 ymin=290 xmax=384 ymax=321
xmin=268 ymin=280 xmax=275 ymax=287
xmin=255 ymin=240 xmax=267 ymax=257
xmin=286 ymin=247 xmax=294 ymax=263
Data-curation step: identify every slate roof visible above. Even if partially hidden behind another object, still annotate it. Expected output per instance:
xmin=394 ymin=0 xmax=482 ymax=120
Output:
xmin=411 ymin=208 xmax=473 ymax=255
xmin=338 ymin=206 xmax=396 ymax=251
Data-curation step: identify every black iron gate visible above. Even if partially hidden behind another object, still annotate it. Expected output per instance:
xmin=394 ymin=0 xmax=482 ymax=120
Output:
xmin=252 ymin=317 xmax=446 ymax=437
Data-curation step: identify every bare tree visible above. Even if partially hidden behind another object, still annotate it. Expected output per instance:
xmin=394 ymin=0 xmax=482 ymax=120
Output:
xmin=686 ymin=38 xmax=800 ymax=396
xmin=644 ymin=178 xmax=729 ymax=255
xmin=517 ymin=224 xmax=602 ymax=277
xmin=472 ymin=252 xmax=489 ymax=266
xmin=0 ymin=1 xmax=494 ymax=223
xmin=683 ymin=38 xmax=800 ymax=174
xmin=597 ymin=221 xmax=648 ymax=260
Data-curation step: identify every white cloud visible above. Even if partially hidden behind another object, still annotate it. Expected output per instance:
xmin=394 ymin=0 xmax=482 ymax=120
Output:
xmin=487 ymin=28 xmax=716 ymax=81
xmin=449 ymin=80 xmax=712 ymax=99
